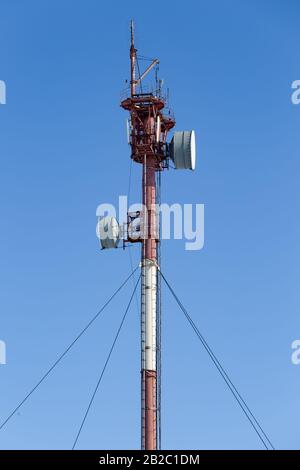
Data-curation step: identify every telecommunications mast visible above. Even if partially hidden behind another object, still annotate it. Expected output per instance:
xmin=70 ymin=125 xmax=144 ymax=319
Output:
xmin=98 ymin=20 xmax=196 ymax=450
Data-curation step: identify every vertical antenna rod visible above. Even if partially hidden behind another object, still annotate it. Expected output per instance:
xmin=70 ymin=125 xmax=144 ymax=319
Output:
xmin=130 ymin=19 xmax=136 ymax=97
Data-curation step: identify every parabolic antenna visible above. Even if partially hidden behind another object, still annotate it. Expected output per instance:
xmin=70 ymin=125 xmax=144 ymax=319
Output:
xmin=170 ymin=130 xmax=196 ymax=170
xmin=97 ymin=216 xmax=120 ymax=249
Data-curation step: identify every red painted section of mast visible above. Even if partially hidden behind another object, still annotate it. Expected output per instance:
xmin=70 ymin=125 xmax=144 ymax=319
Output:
xmin=143 ymin=156 xmax=157 ymax=260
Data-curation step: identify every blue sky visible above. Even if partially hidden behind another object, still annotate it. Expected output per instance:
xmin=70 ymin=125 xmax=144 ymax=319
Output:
xmin=0 ymin=0 xmax=299 ymax=450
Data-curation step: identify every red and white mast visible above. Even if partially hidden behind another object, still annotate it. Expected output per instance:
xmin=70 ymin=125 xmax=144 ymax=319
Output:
xmin=121 ymin=20 xmax=175 ymax=450
xmin=98 ymin=20 xmax=194 ymax=449
xmin=141 ymin=122 xmax=158 ymax=450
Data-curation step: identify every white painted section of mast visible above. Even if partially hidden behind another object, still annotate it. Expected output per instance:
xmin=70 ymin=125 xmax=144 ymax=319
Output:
xmin=141 ymin=259 xmax=157 ymax=371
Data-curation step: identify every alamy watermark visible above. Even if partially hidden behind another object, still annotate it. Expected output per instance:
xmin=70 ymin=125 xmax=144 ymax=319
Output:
xmin=291 ymin=80 xmax=300 ymax=105
xmin=291 ymin=340 xmax=300 ymax=365
xmin=0 ymin=340 xmax=6 ymax=365
xmin=96 ymin=196 xmax=204 ymax=251
xmin=0 ymin=80 xmax=6 ymax=104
